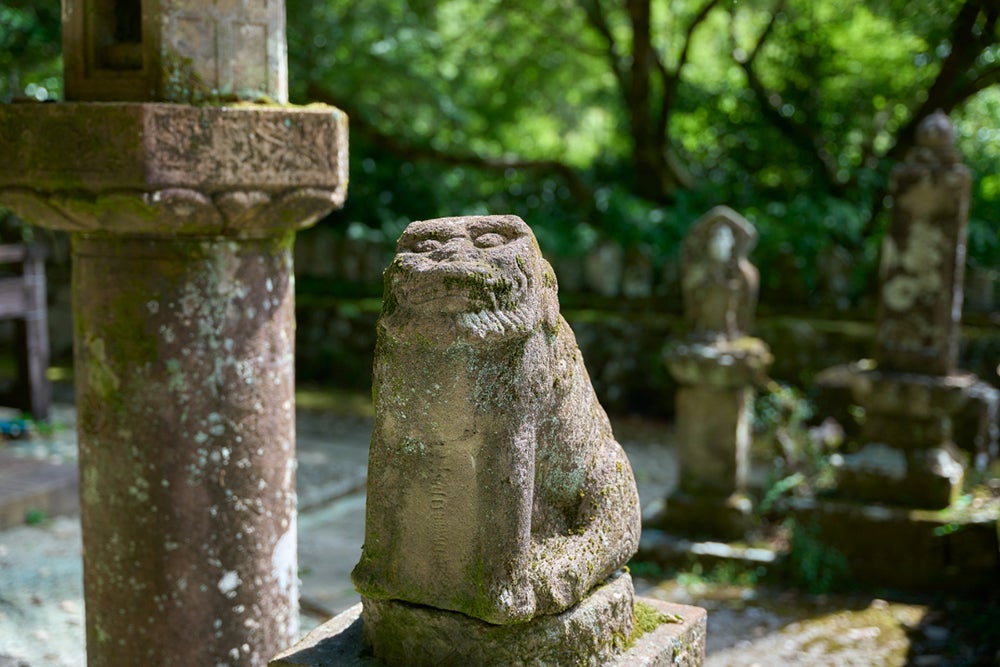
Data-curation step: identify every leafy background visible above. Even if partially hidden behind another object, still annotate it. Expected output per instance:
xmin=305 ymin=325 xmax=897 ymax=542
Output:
xmin=3 ymin=0 xmax=999 ymax=307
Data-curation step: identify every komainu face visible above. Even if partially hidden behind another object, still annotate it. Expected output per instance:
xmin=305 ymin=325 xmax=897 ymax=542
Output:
xmin=381 ymin=215 xmax=557 ymax=341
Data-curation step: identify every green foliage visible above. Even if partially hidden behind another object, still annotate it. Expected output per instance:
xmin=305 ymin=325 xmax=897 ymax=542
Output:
xmin=5 ymin=1 xmax=1000 ymax=302
xmin=0 ymin=1 xmax=62 ymax=102
xmin=24 ymin=507 xmax=47 ymax=526
xmin=289 ymin=0 xmax=998 ymax=304
xmin=675 ymin=560 xmax=764 ymax=589
xmin=754 ymin=382 xmax=842 ymax=515
xmin=785 ymin=519 xmax=851 ymax=594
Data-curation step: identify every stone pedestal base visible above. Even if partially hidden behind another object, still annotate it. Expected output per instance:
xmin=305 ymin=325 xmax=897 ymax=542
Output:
xmin=834 ymin=369 xmax=983 ymax=509
xmin=791 ymin=498 xmax=1000 ymax=592
xmin=271 ymin=577 xmax=707 ymax=666
xmin=665 ymin=338 xmax=771 ymax=504
xmin=673 ymin=386 xmax=751 ymax=498
xmin=651 ymin=493 xmax=753 ymax=542
xmin=361 ymin=573 xmax=634 ymax=666
xmin=835 ymin=443 xmax=964 ymax=509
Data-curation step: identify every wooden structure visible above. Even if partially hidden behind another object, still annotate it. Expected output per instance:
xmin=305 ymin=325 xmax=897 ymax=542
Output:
xmin=0 ymin=244 xmax=50 ymax=421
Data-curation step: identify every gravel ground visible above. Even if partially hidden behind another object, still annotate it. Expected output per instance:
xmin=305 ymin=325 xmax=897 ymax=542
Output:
xmin=1 ymin=400 xmax=998 ymax=666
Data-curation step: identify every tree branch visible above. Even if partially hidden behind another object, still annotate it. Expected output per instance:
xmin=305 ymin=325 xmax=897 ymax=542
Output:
xmin=577 ymin=0 xmax=627 ymax=94
xmin=962 ymin=63 xmax=1000 ymax=97
xmin=885 ymin=0 xmax=994 ymax=162
xmin=676 ymin=0 xmax=723 ymax=76
xmin=655 ymin=0 xmax=723 ymax=143
xmin=733 ymin=3 xmax=843 ymax=194
xmin=861 ymin=1 xmax=999 ymax=242
xmin=305 ymin=82 xmax=594 ymax=210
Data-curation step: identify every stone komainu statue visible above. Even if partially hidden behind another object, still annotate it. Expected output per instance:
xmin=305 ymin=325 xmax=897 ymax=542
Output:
xmin=352 ymin=215 xmax=641 ymax=624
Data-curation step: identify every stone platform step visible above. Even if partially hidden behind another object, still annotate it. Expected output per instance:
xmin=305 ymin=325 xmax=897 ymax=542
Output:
xmin=0 ymin=450 xmax=78 ymax=530
xmin=271 ymin=597 xmax=707 ymax=667
xmin=638 ymin=498 xmax=1000 ymax=595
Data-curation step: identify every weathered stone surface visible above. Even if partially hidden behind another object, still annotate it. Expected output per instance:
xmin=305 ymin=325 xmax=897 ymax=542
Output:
xmin=832 ymin=369 xmax=982 ymax=508
xmin=352 ymin=215 xmax=641 ymax=625
xmin=673 ymin=385 xmax=752 ymax=498
xmin=665 ymin=338 xmax=772 ymax=389
xmin=818 ymin=113 xmax=997 ymax=511
xmin=663 ymin=207 xmax=768 ymax=540
xmin=270 ymin=592 xmax=708 ymax=667
xmin=63 ymin=0 xmax=288 ymax=103
xmin=73 ymin=234 xmax=299 ymax=665
xmin=876 ymin=111 xmax=971 ymax=376
xmin=8 ymin=2 xmax=349 ymax=666
xmin=680 ymin=206 xmax=759 ymax=342
xmin=0 ymin=103 xmax=348 ymax=235
xmin=362 ymin=572 xmax=634 ymax=667
xmin=791 ymin=498 xmax=1000 ymax=592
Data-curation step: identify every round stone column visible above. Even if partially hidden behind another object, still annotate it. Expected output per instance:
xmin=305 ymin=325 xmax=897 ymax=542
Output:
xmin=0 ymin=100 xmax=347 ymax=666
xmin=74 ymin=234 xmax=297 ymax=665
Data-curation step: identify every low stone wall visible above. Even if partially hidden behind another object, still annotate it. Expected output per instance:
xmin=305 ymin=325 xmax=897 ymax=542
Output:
xmin=294 ymin=298 xmax=1000 ymax=418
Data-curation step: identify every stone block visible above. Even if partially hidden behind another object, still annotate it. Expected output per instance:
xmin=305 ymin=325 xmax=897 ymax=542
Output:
xmin=63 ymin=0 xmax=288 ymax=103
xmin=875 ymin=111 xmax=971 ymax=377
xmin=360 ymin=573 xmax=635 ymax=667
xmin=0 ymin=102 xmax=348 ymax=235
xmin=649 ymin=492 xmax=754 ymax=542
xmin=835 ymin=443 xmax=963 ymax=509
xmin=791 ymin=498 xmax=1000 ymax=592
xmin=270 ymin=584 xmax=707 ymax=667
xmin=673 ymin=385 xmax=751 ymax=497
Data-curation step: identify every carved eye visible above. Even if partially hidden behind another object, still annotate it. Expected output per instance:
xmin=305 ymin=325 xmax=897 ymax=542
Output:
xmin=474 ymin=233 xmax=506 ymax=248
xmin=413 ymin=239 xmax=442 ymax=253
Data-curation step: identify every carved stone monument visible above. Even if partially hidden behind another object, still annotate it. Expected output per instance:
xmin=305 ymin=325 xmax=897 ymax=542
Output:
xmin=0 ymin=1 xmax=347 ymax=664
xmin=795 ymin=113 xmax=1000 ymax=594
xmin=271 ymin=216 xmax=707 ymax=666
xmin=659 ymin=206 xmax=772 ymax=539
xmin=836 ymin=111 xmax=998 ymax=509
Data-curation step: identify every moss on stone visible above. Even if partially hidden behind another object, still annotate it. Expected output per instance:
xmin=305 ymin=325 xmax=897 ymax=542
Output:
xmin=627 ymin=600 xmax=681 ymax=648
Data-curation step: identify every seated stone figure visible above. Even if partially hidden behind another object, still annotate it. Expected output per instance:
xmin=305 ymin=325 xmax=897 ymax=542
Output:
xmin=352 ymin=215 xmax=641 ymax=625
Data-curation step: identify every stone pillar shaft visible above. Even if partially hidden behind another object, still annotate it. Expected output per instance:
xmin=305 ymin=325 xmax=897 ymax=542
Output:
xmin=74 ymin=233 xmax=298 ymax=666
xmin=675 ymin=385 xmax=750 ymax=497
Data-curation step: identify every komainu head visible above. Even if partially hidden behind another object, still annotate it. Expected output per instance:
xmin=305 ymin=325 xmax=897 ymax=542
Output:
xmin=380 ymin=215 xmax=558 ymax=342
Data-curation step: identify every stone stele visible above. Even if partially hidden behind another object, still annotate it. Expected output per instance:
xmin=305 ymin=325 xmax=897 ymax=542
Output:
xmin=680 ymin=205 xmax=759 ymax=342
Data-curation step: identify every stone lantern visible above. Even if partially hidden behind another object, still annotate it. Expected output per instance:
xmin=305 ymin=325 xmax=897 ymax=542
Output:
xmin=0 ymin=1 xmax=347 ymax=665
xmin=63 ymin=0 xmax=286 ymax=103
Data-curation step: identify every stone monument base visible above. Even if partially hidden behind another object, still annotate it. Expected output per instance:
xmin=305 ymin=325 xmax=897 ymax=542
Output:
xmin=834 ymin=443 xmax=964 ymax=510
xmin=651 ymin=492 xmax=754 ymax=542
xmin=271 ymin=575 xmax=707 ymax=666
xmin=790 ymin=498 xmax=1000 ymax=592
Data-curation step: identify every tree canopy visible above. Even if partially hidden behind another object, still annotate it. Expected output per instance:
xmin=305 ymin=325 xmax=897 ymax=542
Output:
xmin=289 ymin=0 xmax=999 ymax=300
xmin=3 ymin=1 xmax=998 ymax=303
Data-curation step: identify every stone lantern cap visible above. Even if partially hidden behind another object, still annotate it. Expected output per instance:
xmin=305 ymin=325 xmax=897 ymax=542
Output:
xmin=0 ymin=102 xmax=348 ymax=235
xmin=63 ymin=0 xmax=288 ymax=103
xmin=665 ymin=337 xmax=772 ymax=388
